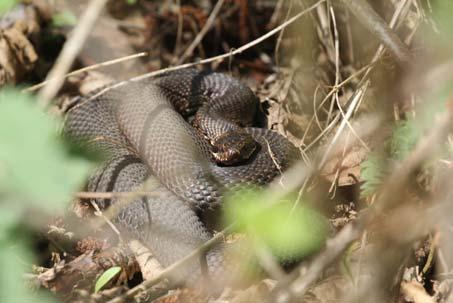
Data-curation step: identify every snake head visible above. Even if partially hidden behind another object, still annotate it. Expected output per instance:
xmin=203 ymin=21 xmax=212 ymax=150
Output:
xmin=211 ymin=131 xmax=257 ymax=166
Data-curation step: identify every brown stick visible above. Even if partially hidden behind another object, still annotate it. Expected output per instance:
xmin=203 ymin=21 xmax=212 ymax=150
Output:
xmin=38 ymin=0 xmax=109 ymax=106
xmin=341 ymin=0 xmax=412 ymax=63
xmin=106 ymin=226 xmax=233 ymax=303
xmin=75 ymin=191 xmax=159 ymax=200
xmin=177 ymin=0 xmax=225 ymax=64
xmin=24 ymin=52 xmax=149 ymax=93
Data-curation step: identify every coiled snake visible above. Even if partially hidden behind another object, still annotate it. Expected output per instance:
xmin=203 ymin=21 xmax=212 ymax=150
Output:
xmin=64 ymin=69 xmax=298 ymax=285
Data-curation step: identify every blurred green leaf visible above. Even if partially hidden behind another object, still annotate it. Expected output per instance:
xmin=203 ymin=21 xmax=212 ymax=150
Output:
xmin=390 ymin=120 xmax=419 ymax=160
xmin=360 ymin=152 xmax=386 ymax=197
xmin=52 ymin=10 xmax=77 ymax=27
xmin=0 ymin=240 xmax=34 ymax=303
xmin=0 ymin=88 xmax=91 ymax=303
xmin=0 ymin=237 xmax=56 ymax=303
xmin=0 ymin=206 xmax=22 ymax=240
xmin=224 ymin=189 xmax=328 ymax=260
xmin=0 ymin=88 xmax=91 ymax=212
xmin=0 ymin=0 xmax=16 ymax=14
xmin=391 ymin=83 xmax=452 ymax=160
xmin=126 ymin=0 xmax=137 ymax=4
xmin=360 ymin=83 xmax=453 ymax=197
xmin=432 ymin=0 xmax=453 ymax=48
xmin=95 ymin=266 xmax=121 ymax=293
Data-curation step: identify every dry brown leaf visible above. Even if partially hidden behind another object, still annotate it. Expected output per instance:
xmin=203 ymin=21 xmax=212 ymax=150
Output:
xmin=0 ymin=26 xmax=38 ymax=85
xmin=321 ymin=143 xmax=367 ymax=186
xmin=153 ymin=289 xmax=205 ymax=303
xmin=303 ymin=276 xmax=350 ymax=303
xmin=401 ymin=281 xmax=436 ymax=303
xmin=0 ymin=4 xmax=43 ymax=85
xmin=37 ymin=246 xmax=138 ymax=298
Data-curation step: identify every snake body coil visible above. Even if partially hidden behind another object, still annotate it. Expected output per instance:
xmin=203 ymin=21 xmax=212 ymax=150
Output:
xmin=64 ymin=69 xmax=298 ymax=284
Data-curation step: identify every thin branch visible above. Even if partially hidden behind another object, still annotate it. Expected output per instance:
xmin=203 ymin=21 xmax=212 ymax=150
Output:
xmin=24 ymin=52 xmax=149 ymax=93
xmin=91 ymin=178 xmax=161 ymax=229
xmin=106 ymin=225 xmax=233 ymax=303
xmin=177 ymin=0 xmax=225 ymax=64
xmin=38 ymin=0 xmax=109 ymax=106
xmin=90 ymin=200 xmax=122 ymax=240
xmin=172 ymin=0 xmax=184 ymax=59
xmin=274 ymin=223 xmax=360 ymax=303
xmin=359 ymin=0 xmax=412 ymax=84
xmin=75 ymin=191 xmax=159 ymax=200
xmin=301 ymin=0 xmax=411 ymax=154
xmin=341 ymin=0 xmax=412 ymax=63
xmin=319 ymin=82 xmax=368 ymax=168
xmin=274 ymin=0 xmax=294 ymax=68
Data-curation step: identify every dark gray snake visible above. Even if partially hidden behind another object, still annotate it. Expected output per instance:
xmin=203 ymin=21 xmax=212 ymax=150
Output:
xmin=64 ymin=69 xmax=298 ymax=285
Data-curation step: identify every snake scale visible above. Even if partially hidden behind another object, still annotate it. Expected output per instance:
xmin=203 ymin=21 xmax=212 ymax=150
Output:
xmin=64 ymin=69 xmax=299 ymax=285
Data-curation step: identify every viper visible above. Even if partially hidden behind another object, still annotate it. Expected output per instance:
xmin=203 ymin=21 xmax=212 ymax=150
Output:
xmin=64 ymin=68 xmax=299 ymax=285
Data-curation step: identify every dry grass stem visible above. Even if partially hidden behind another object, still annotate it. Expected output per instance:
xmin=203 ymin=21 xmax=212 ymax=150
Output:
xmin=38 ymin=0 xmax=109 ymax=105
xmin=341 ymin=0 xmax=412 ymax=63
xmin=176 ymin=0 xmax=225 ymax=64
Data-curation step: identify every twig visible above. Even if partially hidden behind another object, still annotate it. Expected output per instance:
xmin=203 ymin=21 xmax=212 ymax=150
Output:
xmin=341 ymin=0 xmax=412 ymax=64
xmin=358 ymin=0 xmax=412 ymax=84
xmin=301 ymin=113 xmax=340 ymax=152
xmin=302 ymin=0 xmax=410 ymax=131
xmin=75 ymin=191 xmax=159 ymax=200
xmin=254 ymin=241 xmax=287 ymax=281
xmin=274 ymin=223 xmax=361 ymax=303
xmin=24 ymin=52 xmax=149 ymax=93
xmin=274 ymin=0 xmax=294 ymax=68
xmin=302 ymin=0 xmax=411 ymax=153
xmin=90 ymin=200 xmax=122 ymax=240
xmin=91 ymin=178 xmax=161 ymax=228
xmin=269 ymin=0 xmax=286 ymax=27
xmin=172 ymin=0 xmax=184 ymax=59
xmin=38 ymin=0 xmax=109 ymax=106
xmin=293 ymin=85 xmax=372 ymax=212
xmin=334 ymin=91 xmax=370 ymax=152
xmin=299 ymin=61 xmax=377 ymax=151
xmin=106 ymin=225 xmax=233 ymax=303
xmin=177 ymin=0 xmax=225 ymax=64
xmin=319 ymin=82 xmax=368 ymax=168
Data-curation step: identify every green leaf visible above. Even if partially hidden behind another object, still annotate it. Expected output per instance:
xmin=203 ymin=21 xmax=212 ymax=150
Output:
xmin=391 ymin=83 xmax=452 ymax=161
xmin=0 ymin=0 xmax=17 ymax=14
xmin=95 ymin=266 xmax=122 ymax=293
xmin=0 ymin=88 xmax=82 ymax=302
xmin=224 ymin=188 xmax=329 ymax=260
xmin=432 ymin=0 xmax=453 ymax=49
xmin=126 ymin=0 xmax=137 ymax=5
xmin=0 ymin=237 xmax=56 ymax=303
xmin=52 ymin=11 xmax=77 ymax=27
xmin=0 ymin=88 xmax=91 ymax=212
xmin=360 ymin=153 xmax=386 ymax=197
xmin=391 ymin=120 xmax=419 ymax=160
xmin=0 ymin=240 xmax=34 ymax=303
xmin=0 ymin=205 xmax=22 ymax=240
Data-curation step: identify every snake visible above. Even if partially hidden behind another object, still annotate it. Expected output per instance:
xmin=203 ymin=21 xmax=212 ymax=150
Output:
xmin=64 ymin=68 xmax=299 ymax=285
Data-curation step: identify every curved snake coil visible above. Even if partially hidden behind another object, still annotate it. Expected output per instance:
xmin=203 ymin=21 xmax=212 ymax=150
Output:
xmin=64 ymin=69 xmax=299 ymax=285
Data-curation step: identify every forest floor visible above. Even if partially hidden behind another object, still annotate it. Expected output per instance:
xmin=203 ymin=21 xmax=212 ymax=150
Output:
xmin=1 ymin=0 xmax=453 ymax=302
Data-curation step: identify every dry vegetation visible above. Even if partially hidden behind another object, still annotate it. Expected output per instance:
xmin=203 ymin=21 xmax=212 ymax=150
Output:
xmin=1 ymin=0 xmax=453 ymax=302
